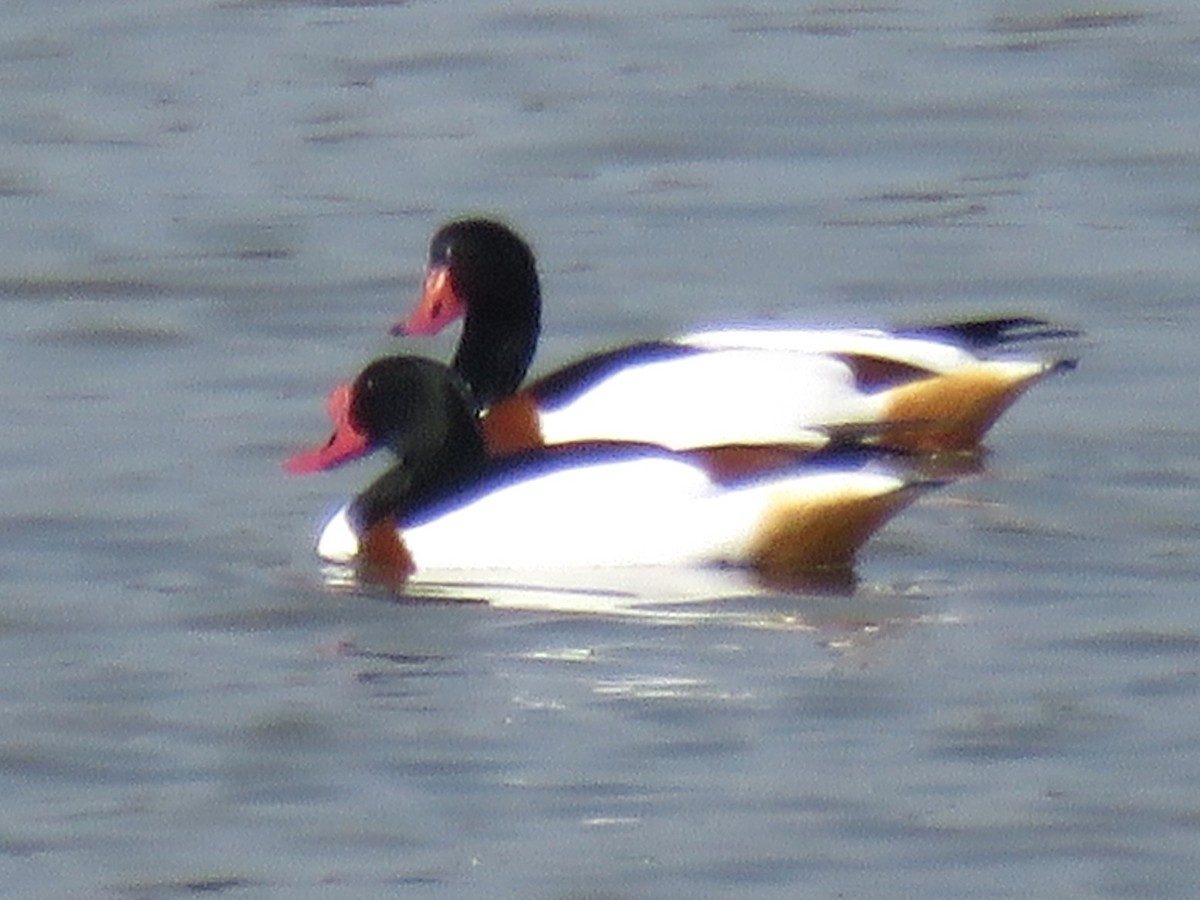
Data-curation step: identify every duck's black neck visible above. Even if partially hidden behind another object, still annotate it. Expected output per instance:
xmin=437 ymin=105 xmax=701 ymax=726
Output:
xmin=453 ymin=297 xmax=540 ymax=408
xmin=350 ymin=419 xmax=487 ymax=532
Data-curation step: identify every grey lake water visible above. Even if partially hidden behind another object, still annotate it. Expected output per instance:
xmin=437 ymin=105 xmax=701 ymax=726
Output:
xmin=3 ymin=1 xmax=1200 ymax=897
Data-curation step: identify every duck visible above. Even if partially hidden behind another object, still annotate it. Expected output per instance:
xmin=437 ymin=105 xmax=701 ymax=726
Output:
xmin=392 ymin=218 xmax=1076 ymax=456
xmin=284 ymin=356 xmax=940 ymax=584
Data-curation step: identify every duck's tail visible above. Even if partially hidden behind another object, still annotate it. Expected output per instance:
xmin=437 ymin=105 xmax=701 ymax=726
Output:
xmin=746 ymin=466 xmax=941 ymax=581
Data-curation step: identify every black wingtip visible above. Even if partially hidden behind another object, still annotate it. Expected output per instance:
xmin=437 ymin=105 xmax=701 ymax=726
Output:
xmin=899 ymin=316 xmax=1082 ymax=349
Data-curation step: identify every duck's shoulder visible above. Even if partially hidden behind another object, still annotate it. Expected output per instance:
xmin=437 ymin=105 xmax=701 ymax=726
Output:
xmin=400 ymin=441 xmax=708 ymax=527
xmin=525 ymin=341 xmax=703 ymax=409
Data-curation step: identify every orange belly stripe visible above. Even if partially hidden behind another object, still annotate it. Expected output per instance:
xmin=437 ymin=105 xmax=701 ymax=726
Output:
xmin=685 ymin=445 xmax=819 ymax=484
xmin=481 ymin=393 xmax=546 ymax=455
xmin=360 ymin=520 xmax=416 ymax=586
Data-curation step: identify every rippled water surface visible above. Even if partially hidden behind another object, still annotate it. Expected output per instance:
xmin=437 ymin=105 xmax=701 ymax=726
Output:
xmin=3 ymin=1 xmax=1200 ymax=897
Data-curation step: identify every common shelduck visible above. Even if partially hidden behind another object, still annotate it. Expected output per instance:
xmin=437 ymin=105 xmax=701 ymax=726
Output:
xmin=392 ymin=218 xmax=1076 ymax=455
xmin=285 ymin=356 xmax=940 ymax=583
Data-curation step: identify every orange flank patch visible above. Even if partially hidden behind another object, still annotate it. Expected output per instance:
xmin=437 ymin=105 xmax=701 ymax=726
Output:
xmin=481 ymin=392 xmax=545 ymax=455
xmin=878 ymin=363 xmax=1049 ymax=453
xmin=748 ymin=484 xmax=927 ymax=581
xmin=686 ymin=445 xmax=818 ymax=484
xmin=359 ymin=520 xmax=416 ymax=586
